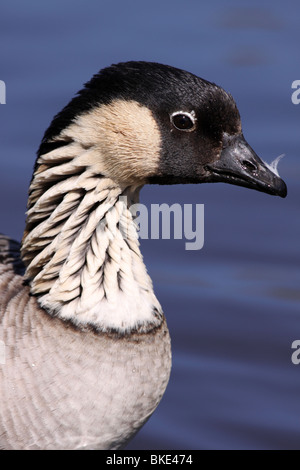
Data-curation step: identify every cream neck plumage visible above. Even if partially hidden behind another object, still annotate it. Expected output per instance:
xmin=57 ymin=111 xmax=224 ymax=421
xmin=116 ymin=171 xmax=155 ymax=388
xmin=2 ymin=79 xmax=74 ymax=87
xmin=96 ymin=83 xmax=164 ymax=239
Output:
xmin=21 ymin=101 xmax=163 ymax=333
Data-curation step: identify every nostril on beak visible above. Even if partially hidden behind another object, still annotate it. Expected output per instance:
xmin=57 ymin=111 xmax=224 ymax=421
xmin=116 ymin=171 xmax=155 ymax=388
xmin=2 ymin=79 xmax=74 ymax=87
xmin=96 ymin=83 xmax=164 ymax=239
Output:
xmin=242 ymin=160 xmax=257 ymax=172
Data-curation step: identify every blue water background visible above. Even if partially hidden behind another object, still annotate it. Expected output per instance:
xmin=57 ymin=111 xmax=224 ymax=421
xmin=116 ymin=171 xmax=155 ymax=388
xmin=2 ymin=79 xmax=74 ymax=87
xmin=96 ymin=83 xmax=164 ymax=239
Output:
xmin=0 ymin=0 xmax=299 ymax=449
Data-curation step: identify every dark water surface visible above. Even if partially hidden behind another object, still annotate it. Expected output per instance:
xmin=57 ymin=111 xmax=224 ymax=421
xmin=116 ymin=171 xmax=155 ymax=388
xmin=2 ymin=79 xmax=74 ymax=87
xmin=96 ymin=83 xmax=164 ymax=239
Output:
xmin=1 ymin=0 xmax=299 ymax=450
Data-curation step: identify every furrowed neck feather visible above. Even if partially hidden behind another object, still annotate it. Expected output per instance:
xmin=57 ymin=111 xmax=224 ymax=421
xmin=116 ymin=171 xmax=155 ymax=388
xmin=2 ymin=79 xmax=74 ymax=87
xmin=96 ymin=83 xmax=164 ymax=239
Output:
xmin=21 ymin=139 xmax=162 ymax=333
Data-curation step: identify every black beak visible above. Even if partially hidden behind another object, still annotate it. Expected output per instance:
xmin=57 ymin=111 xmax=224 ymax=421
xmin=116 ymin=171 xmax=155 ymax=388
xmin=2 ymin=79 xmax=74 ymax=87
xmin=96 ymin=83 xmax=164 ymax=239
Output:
xmin=205 ymin=134 xmax=287 ymax=198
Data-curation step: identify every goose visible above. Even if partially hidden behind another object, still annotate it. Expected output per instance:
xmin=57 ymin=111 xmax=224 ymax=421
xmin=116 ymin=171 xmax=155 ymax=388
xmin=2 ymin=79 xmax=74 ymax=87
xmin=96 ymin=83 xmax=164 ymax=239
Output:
xmin=0 ymin=61 xmax=287 ymax=450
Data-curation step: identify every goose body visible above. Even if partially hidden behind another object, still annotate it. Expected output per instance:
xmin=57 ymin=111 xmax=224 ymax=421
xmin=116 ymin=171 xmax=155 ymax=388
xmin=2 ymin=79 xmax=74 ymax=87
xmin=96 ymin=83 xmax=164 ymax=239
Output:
xmin=0 ymin=62 xmax=286 ymax=449
xmin=0 ymin=247 xmax=170 ymax=449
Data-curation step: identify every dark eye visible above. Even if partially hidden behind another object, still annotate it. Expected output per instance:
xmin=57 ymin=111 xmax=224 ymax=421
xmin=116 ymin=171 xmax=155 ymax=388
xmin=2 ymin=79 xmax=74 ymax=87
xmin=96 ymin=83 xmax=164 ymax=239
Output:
xmin=171 ymin=111 xmax=196 ymax=131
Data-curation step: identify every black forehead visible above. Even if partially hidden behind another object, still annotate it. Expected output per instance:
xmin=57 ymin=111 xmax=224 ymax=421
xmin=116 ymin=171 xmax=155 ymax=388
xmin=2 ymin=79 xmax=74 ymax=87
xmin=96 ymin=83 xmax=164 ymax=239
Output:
xmin=38 ymin=61 xmax=240 ymax=154
xmin=79 ymin=61 xmax=219 ymax=107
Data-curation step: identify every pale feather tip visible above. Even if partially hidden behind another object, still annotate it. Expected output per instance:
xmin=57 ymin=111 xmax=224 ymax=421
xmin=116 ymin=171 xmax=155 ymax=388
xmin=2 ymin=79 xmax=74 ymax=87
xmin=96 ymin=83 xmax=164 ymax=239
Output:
xmin=263 ymin=154 xmax=285 ymax=177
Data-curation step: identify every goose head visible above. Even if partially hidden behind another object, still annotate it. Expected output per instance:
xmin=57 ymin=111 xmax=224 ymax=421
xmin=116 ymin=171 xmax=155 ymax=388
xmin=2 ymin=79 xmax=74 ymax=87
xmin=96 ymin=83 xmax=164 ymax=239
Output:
xmin=36 ymin=61 xmax=287 ymax=197
xmin=22 ymin=61 xmax=287 ymax=332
